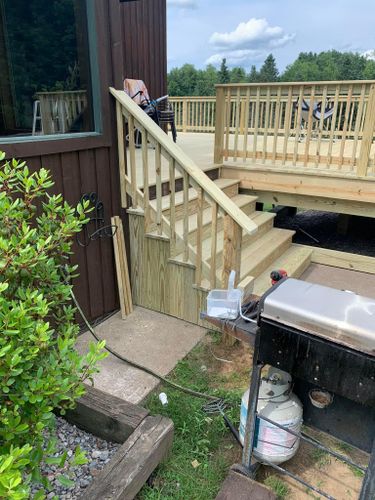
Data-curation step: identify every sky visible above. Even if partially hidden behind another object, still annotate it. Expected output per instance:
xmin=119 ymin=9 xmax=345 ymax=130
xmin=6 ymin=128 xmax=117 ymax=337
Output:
xmin=167 ymin=0 xmax=375 ymax=71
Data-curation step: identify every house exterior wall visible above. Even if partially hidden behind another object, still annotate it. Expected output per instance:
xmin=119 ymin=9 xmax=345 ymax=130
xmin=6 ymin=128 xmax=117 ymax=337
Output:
xmin=1 ymin=0 xmax=167 ymax=321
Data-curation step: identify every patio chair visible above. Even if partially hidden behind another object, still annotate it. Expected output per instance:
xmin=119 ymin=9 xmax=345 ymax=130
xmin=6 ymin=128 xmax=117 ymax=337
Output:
xmin=294 ymin=97 xmax=335 ymax=140
xmin=124 ymin=78 xmax=177 ymax=146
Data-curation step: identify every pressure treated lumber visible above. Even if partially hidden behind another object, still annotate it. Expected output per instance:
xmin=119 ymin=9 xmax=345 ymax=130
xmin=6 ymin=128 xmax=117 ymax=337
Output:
xmin=81 ymin=416 xmax=174 ymax=500
xmin=252 ymin=246 xmax=312 ymax=296
xmin=111 ymin=216 xmax=133 ymax=318
xmin=64 ymin=386 xmax=149 ymax=443
xmin=295 ymin=244 xmax=375 ymax=275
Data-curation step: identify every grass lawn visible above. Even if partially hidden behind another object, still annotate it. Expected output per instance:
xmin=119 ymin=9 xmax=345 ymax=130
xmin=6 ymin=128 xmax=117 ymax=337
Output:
xmin=137 ymin=332 xmax=368 ymax=500
xmin=137 ymin=332 xmax=249 ymax=500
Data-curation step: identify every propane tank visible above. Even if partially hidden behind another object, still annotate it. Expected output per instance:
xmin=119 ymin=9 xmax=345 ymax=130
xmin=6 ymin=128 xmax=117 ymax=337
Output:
xmin=239 ymin=368 xmax=303 ymax=464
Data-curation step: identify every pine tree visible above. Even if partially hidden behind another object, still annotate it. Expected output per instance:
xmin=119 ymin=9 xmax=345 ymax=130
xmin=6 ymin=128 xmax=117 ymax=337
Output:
xmin=248 ymin=65 xmax=259 ymax=83
xmin=259 ymin=54 xmax=279 ymax=82
xmin=218 ymin=58 xmax=230 ymax=84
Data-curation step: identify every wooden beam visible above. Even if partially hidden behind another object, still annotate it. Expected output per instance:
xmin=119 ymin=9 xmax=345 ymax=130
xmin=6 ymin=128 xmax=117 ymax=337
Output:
xmin=220 ymin=166 xmax=375 ymax=203
xmin=246 ymin=190 xmax=375 ymax=218
xmin=64 ymin=386 xmax=149 ymax=443
xmin=293 ymin=244 xmax=375 ymax=275
xmin=116 ymin=102 xmax=127 ymax=207
xmin=221 ymin=216 xmax=242 ymax=346
xmin=357 ymin=84 xmax=375 ymax=176
xmin=221 ymin=216 xmax=242 ymax=289
xmin=214 ymin=86 xmax=226 ymax=164
xmin=81 ymin=416 xmax=174 ymax=500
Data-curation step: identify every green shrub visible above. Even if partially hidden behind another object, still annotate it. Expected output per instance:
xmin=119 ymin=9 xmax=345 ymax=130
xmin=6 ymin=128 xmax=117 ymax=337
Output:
xmin=0 ymin=153 xmax=106 ymax=498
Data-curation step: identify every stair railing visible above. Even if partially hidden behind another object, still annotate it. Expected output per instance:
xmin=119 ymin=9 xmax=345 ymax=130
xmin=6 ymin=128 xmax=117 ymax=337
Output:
xmin=110 ymin=88 xmax=258 ymax=289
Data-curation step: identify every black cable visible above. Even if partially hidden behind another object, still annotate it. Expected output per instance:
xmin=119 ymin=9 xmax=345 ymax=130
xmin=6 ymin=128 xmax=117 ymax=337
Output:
xmin=71 ymin=289 xmax=220 ymax=402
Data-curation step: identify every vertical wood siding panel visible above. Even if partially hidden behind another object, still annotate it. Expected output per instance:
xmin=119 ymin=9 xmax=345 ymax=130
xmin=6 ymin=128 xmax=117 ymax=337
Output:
xmin=41 ymin=153 xmax=64 ymax=197
xmin=61 ymin=151 xmax=91 ymax=319
xmin=78 ymin=149 xmax=105 ymax=319
xmin=94 ymin=147 xmax=117 ymax=313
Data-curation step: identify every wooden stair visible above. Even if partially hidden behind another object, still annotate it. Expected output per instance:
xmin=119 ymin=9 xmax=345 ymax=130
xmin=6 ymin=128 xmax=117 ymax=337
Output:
xmin=112 ymin=88 xmax=313 ymax=325
xmin=145 ymin=174 xmax=312 ymax=302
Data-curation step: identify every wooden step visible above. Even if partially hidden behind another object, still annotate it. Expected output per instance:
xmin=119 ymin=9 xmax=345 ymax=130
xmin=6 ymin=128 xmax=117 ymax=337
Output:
xmin=174 ymin=194 xmax=257 ymax=244
xmin=205 ymin=211 xmax=275 ymax=264
xmin=150 ymin=178 xmax=241 ymax=219
xmin=239 ymin=228 xmax=295 ymax=281
xmin=252 ymin=245 xmax=313 ymax=296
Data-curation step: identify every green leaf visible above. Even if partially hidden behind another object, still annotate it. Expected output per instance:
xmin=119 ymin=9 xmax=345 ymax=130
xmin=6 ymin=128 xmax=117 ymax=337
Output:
xmin=59 ymin=451 xmax=68 ymax=468
xmin=57 ymin=474 xmax=75 ymax=488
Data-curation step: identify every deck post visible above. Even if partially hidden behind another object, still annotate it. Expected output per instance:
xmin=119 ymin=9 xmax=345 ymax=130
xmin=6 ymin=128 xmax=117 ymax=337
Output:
xmin=182 ymin=98 xmax=187 ymax=132
xmin=221 ymin=215 xmax=242 ymax=346
xmin=214 ymin=86 xmax=226 ymax=164
xmin=357 ymin=84 xmax=375 ymax=177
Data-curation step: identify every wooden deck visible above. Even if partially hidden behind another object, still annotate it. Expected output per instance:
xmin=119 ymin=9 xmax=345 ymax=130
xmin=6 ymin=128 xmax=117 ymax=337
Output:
xmin=129 ymin=131 xmax=375 ymax=218
xmin=113 ymin=88 xmax=375 ymax=331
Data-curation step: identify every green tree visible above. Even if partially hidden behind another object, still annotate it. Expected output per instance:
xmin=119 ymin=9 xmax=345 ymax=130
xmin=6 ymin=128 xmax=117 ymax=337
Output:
xmin=168 ymin=64 xmax=199 ymax=96
xmin=194 ymin=65 xmax=218 ymax=95
xmin=230 ymin=66 xmax=247 ymax=83
xmin=363 ymin=59 xmax=375 ymax=79
xmin=218 ymin=58 xmax=230 ymax=84
xmin=281 ymin=50 xmax=374 ymax=82
xmin=259 ymin=54 xmax=279 ymax=82
xmin=248 ymin=65 xmax=259 ymax=83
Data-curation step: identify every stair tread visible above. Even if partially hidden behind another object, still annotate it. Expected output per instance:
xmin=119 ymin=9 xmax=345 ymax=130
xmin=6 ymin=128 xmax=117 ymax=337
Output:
xmin=172 ymin=211 xmax=276 ymax=264
xmin=252 ymin=246 xmax=313 ymax=296
xmin=200 ymin=211 xmax=275 ymax=256
xmin=150 ymin=178 xmax=240 ymax=212
xmin=174 ymin=194 xmax=257 ymax=235
xmin=240 ymin=228 xmax=295 ymax=280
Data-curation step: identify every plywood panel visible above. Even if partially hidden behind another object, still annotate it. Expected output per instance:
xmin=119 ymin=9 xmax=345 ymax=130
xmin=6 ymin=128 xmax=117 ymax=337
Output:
xmin=168 ymin=263 xmax=197 ymax=323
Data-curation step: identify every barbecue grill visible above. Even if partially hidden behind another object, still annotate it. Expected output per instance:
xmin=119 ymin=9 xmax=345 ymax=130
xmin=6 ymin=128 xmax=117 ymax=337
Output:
xmin=203 ymin=278 xmax=375 ymax=499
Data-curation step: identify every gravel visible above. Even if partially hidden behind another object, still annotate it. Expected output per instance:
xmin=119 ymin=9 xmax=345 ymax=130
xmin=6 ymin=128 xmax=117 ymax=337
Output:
xmin=274 ymin=209 xmax=375 ymax=256
xmin=30 ymin=417 xmax=119 ymax=499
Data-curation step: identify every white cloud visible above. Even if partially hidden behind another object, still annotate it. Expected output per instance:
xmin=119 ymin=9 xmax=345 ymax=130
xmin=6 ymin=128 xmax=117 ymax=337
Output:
xmin=363 ymin=49 xmax=375 ymax=61
xmin=206 ymin=49 xmax=264 ymax=66
xmin=210 ymin=18 xmax=294 ymax=50
xmin=167 ymin=0 xmax=197 ymax=8
xmin=207 ymin=18 xmax=295 ymax=66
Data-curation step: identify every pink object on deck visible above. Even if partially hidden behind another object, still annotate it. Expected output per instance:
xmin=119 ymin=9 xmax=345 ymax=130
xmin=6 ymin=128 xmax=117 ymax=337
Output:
xmin=123 ymin=79 xmax=150 ymax=105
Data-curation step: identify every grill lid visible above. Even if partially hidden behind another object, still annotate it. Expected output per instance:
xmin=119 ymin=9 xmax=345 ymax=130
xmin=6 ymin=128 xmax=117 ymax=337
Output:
xmin=261 ymin=279 xmax=375 ymax=356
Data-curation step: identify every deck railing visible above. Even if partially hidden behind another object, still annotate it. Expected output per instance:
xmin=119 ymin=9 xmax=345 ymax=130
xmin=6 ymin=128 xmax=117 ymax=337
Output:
xmin=169 ymin=97 xmax=216 ymax=132
xmin=214 ymin=81 xmax=375 ymax=177
xmin=35 ymin=90 xmax=87 ymax=135
xmin=110 ymin=88 xmax=257 ymax=289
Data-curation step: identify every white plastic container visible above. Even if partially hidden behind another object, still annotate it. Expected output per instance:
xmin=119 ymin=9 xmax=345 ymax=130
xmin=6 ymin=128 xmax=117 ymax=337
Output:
xmin=239 ymin=368 xmax=303 ymax=465
xmin=207 ymin=271 xmax=242 ymax=319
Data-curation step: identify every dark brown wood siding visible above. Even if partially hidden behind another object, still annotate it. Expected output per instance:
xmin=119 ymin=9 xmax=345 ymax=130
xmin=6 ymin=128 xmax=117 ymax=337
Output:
xmin=119 ymin=0 xmax=167 ymax=98
xmin=1 ymin=0 xmax=167 ymax=321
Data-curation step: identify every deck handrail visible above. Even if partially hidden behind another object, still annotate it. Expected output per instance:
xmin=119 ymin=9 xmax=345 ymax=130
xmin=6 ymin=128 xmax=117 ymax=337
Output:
xmin=215 ymin=80 xmax=375 ymax=87
xmin=110 ymin=87 xmax=257 ymax=288
xmin=213 ymin=81 xmax=375 ymax=176
xmin=110 ymin=88 xmax=257 ymax=235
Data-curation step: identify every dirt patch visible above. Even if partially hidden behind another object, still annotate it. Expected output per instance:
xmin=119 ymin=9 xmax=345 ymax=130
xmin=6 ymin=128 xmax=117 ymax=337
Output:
xmin=203 ymin=334 xmax=252 ymax=391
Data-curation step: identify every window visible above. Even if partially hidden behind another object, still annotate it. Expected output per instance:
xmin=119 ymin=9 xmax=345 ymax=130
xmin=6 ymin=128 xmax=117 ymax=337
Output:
xmin=0 ymin=0 xmax=97 ymax=139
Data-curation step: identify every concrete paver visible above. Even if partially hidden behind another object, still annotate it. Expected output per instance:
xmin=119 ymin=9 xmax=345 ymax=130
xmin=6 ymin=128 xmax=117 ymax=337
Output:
xmin=76 ymin=307 xmax=205 ymax=405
